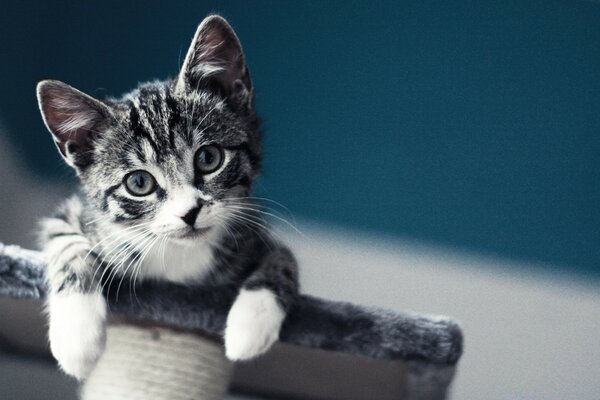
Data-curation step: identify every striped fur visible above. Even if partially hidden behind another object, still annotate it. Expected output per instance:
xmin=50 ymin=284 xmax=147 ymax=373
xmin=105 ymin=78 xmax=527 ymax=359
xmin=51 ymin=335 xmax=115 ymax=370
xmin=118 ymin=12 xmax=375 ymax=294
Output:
xmin=36 ymin=15 xmax=298 ymax=378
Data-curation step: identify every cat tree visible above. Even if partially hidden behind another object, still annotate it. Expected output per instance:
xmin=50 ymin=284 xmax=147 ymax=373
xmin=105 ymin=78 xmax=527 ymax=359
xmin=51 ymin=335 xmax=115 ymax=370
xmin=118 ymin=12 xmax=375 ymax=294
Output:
xmin=0 ymin=243 xmax=463 ymax=400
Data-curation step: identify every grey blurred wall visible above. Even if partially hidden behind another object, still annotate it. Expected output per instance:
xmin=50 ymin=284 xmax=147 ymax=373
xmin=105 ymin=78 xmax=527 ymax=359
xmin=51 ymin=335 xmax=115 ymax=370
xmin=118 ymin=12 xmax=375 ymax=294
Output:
xmin=0 ymin=0 xmax=598 ymax=275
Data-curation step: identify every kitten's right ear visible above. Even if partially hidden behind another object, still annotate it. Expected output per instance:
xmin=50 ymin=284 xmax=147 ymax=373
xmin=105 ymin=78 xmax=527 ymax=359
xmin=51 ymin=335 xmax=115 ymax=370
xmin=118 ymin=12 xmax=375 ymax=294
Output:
xmin=36 ymin=80 xmax=112 ymax=169
xmin=174 ymin=15 xmax=253 ymax=110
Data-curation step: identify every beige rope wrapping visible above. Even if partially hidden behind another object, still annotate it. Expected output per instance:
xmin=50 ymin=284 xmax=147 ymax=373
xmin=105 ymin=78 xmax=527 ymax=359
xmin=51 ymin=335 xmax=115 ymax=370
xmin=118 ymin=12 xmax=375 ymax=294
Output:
xmin=82 ymin=324 xmax=232 ymax=400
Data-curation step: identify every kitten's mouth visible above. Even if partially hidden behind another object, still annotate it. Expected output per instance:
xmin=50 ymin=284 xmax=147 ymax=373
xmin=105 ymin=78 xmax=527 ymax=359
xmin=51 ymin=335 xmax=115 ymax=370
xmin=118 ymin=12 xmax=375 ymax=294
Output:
xmin=173 ymin=226 xmax=212 ymax=240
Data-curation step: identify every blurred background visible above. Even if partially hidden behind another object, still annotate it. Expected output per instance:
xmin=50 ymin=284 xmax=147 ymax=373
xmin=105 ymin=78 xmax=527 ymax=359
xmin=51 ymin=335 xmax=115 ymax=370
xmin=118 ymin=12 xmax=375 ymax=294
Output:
xmin=0 ymin=1 xmax=599 ymax=399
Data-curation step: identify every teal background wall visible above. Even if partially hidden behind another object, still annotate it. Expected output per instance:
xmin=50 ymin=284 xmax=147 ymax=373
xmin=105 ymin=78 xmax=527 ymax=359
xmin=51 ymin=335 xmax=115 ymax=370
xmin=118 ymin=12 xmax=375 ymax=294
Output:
xmin=0 ymin=1 xmax=598 ymax=275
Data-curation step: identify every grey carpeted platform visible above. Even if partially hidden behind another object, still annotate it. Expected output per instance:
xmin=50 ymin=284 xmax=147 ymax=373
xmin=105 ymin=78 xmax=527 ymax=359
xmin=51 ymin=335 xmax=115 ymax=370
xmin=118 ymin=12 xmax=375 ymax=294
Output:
xmin=0 ymin=242 xmax=463 ymax=399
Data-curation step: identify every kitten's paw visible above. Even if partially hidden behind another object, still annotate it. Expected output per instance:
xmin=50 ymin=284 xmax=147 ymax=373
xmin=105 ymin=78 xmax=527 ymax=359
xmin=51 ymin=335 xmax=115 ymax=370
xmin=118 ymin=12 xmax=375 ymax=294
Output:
xmin=48 ymin=292 xmax=107 ymax=380
xmin=224 ymin=288 xmax=285 ymax=361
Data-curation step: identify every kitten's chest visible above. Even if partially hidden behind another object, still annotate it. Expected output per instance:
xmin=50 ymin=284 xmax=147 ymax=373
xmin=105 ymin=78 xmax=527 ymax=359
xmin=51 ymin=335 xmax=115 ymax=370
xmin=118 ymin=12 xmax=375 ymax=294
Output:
xmin=135 ymin=240 xmax=215 ymax=284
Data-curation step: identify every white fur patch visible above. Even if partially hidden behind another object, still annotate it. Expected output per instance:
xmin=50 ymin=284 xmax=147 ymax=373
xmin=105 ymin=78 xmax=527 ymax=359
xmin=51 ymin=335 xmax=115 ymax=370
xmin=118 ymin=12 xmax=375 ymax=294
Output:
xmin=48 ymin=292 xmax=107 ymax=380
xmin=224 ymin=288 xmax=285 ymax=361
xmin=140 ymin=236 xmax=217 ymax=283
xmin=159 ymin=186 xmax=204 ymax=223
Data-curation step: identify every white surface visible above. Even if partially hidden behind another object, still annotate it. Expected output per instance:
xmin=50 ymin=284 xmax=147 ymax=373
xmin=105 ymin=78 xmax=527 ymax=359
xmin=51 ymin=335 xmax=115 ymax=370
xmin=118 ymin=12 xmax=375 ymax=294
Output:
xmin=281 ymin=223 xmax=600 ymax=400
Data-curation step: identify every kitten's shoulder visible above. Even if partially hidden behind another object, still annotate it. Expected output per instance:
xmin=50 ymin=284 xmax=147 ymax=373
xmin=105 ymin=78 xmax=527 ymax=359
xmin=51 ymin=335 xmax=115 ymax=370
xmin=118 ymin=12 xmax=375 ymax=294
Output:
xmin=38 ymin=193 xmax=92 ymax=245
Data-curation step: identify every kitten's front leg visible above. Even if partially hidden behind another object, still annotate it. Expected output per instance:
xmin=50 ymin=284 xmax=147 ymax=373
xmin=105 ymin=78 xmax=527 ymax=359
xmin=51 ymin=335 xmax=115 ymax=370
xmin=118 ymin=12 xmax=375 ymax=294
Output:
xmin=42 ymin=216 xmax=107 ymax=380
xmin=48 ymin=291 xmax=106 ymax=380
xmin=225 ymin=246 xmax=298 ymax=361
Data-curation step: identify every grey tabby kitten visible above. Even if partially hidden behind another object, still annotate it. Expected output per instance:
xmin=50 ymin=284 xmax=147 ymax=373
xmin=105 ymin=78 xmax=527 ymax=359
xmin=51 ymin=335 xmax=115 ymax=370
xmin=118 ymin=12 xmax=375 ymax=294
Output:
xmin=36 ymin=15 xmax=299 ymax=380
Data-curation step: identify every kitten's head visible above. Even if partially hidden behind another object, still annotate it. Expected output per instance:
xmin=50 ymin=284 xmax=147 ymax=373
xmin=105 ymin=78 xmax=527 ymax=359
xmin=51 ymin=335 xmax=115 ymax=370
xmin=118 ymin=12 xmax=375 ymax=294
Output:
xmin=36 ymin=15 xmax=261 ymax=243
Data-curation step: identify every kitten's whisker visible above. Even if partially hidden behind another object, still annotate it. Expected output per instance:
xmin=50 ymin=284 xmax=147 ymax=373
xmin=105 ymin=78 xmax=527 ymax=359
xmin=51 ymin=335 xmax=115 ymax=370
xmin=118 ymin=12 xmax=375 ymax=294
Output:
xmin=131 ymin=234 xmax=160 ymax=304
xmin=228 ymin=196 xmax=294 ymax=214
xmin=108 ymin=231 xmax=155 ymax=300
xmin=89 ymin=223 xmax=154 ymax=288
xmin=85 ymin=221 xmax=153 ymax=264
xmin=89 ymin=224 xmax=153 ymax=288
xmin=84 ymin=215 xmax=106 ymax=226
xmin=225 ymin=199 xmax=299 ymax=232
xmin=228 ymin=220 xmax=273 ymax=252
xmin=225 ymin=213 xmax=276 ymax=250
xmin=95 ymin=227 xmax=153 ymax=294
xmin=226 ymin=212 xmax=268 ymax=233
xmin=116 ymin=233 xmax=158 ymax=301
xmin=105 ymin=228 xmax=152 ymax=269
xmin=192 ymin=102 xmax=219 ymax=135
xmin=229 ymin=211 xmax=286 ymax=245
xmin=226 ymin=196 xmax=296 ymax=225
xmin=215 ymin=216 xmax=239 ymax=251
xmin=226 ymin=205 xmax=303 ymax=237
xmin=159 ymin=234 xmax=169 ymax=275
xmin=110 ymin=229 xmax=154 ymax=283
xmin=226 ymin=209 xmax=274 ymax=233
xmin=128 ymin=234 xmax=161 ymax=302
xmin=225 ymin=201 xmax=290 ymax=218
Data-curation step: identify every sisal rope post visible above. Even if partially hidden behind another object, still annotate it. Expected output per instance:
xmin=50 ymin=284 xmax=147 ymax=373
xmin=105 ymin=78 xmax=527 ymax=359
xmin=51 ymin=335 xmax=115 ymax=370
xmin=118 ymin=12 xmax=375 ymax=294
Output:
xmin=81 ymin=323 xmax=232 ymax=400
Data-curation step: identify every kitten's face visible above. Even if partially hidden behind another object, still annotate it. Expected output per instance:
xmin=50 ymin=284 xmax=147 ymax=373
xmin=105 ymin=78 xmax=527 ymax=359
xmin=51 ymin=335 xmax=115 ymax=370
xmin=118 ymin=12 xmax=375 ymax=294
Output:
xmin=37 ymin=16 xmax=260 ymax=244
xmin=88 ymin=86 xmax=258 ymax=243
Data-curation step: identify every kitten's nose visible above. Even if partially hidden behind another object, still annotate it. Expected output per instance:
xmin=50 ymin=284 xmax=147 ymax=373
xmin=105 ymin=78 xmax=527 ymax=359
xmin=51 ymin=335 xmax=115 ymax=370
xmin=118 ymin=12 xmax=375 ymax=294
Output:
xmin=181 ymin=206 xmax=201 ymax=226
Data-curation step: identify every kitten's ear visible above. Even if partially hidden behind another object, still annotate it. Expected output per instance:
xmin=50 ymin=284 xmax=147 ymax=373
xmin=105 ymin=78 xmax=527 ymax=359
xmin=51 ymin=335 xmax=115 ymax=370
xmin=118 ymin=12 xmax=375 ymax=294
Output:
xmin=175 ymin=15 xmax=253 ymax=110
xmin=36 ymin=80 xmax=112 ymax=169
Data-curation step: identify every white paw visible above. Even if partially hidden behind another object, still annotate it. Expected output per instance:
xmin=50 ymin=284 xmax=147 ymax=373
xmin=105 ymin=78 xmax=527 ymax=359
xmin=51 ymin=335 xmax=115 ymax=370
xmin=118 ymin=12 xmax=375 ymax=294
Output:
xmin=48 ymin=292 xmax=107 ymax=380
xmin=224 ymin=288 xmax=285 ymax=361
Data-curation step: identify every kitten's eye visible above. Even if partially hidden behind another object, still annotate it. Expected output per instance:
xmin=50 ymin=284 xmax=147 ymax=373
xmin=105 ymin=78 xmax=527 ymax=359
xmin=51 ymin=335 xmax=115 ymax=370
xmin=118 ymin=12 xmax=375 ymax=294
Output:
xmin=124 ymin=170 xmax=156 ymax=196
xmin=195 ymin=145 xmax=223 ymax=174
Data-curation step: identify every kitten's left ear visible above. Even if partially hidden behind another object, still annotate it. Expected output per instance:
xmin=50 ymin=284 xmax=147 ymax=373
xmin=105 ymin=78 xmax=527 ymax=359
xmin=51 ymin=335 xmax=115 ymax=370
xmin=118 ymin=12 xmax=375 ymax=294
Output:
xmin=175 ymin=15 xmax=253 ymax=110
xmin=36 ymin=80 xmax=113 ymax=170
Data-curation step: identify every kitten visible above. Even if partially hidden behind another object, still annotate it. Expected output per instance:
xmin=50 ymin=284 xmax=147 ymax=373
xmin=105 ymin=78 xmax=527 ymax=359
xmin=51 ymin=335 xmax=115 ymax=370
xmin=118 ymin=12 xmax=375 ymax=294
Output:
xmin=36 ymin=15 xmax=299 ymax=380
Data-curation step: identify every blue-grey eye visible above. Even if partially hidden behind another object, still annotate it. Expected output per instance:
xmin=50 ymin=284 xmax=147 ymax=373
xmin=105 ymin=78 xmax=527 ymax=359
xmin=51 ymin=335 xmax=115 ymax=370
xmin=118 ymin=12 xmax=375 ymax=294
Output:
xmin=124 ymin=170 xmax=156 ymax=196
xmin=195 ymin=145 xmax=223 ymax=174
